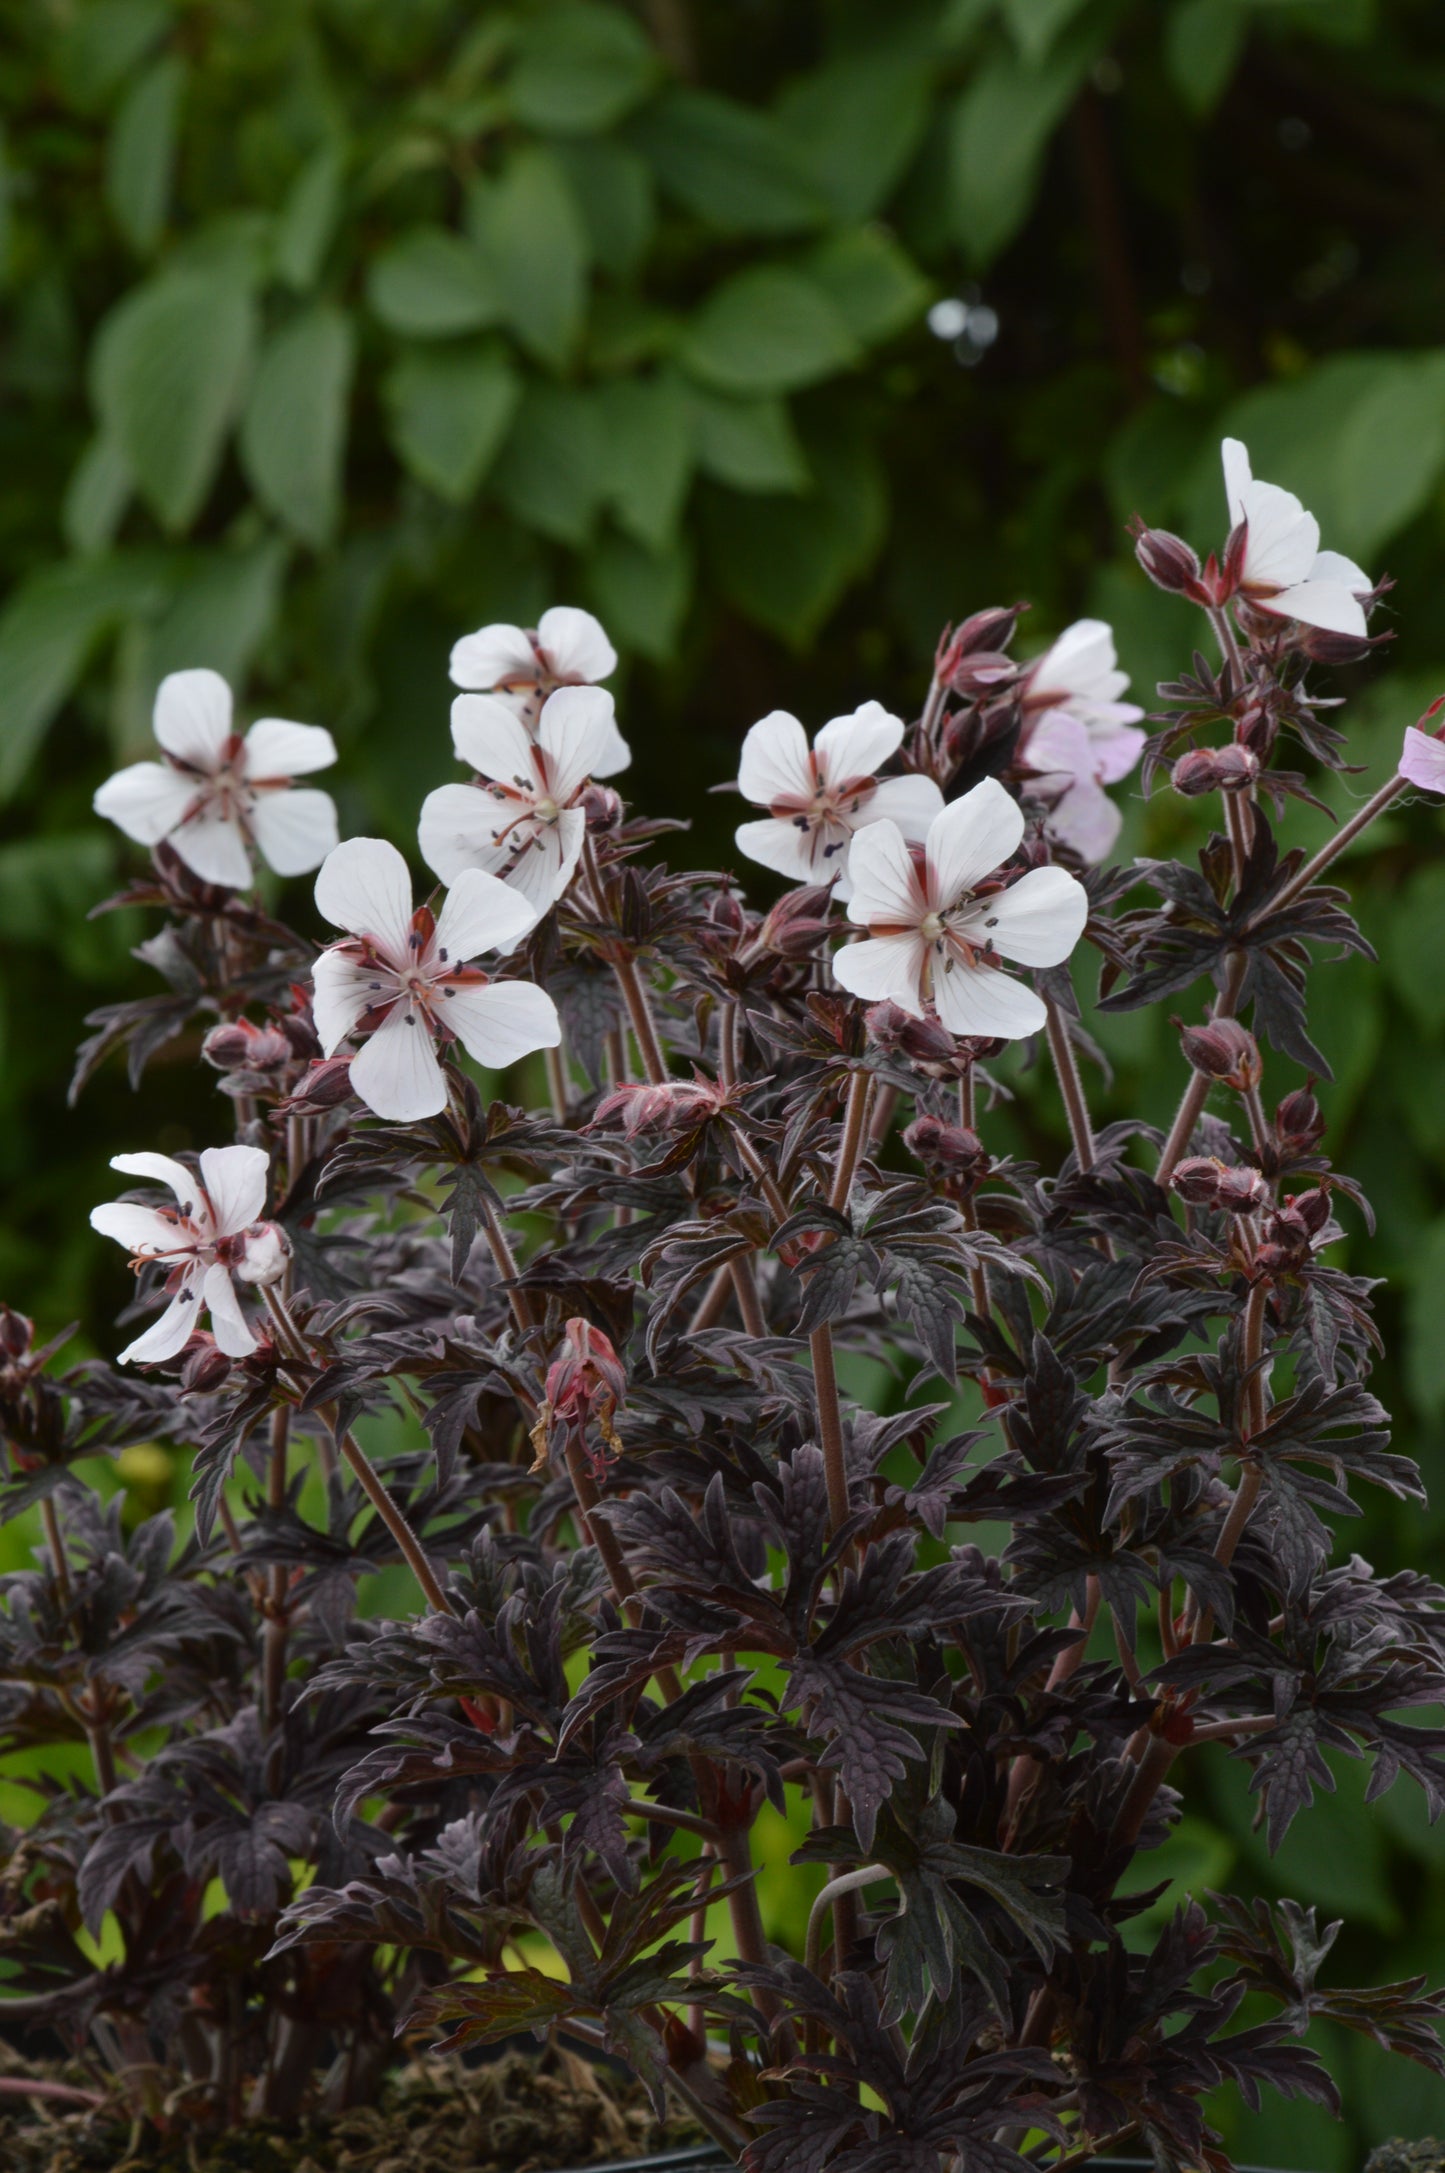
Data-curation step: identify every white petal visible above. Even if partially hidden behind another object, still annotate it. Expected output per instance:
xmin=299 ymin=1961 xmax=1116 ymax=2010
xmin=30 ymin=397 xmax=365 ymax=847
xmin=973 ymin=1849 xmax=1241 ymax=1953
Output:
xmin=152 ymin=669 xmax=232 ymax=769
xmin=1260 ymin=581 xmax=1367 ymax=638
xmin=961 ymin=865 xmax=1089 ymax=967
xmin=1023 ymin=712 xmax=1096 ymax=784
xmin=832 ymin=931 xmax=927 ymax=1014
xmin=735 ymin=816 xmax=820 ymax=886
xmin=1239 ymin=478 xmax=1318 ymax=589
xmin=250 ymin=788 xmax=339 ymax=876
xmin=538 ymin=684 xmax=630 ymax=797
xmin=506 ymin=808 xmax=585 ymax=920
xmin=311 ymin=949 xmax=382 ymax=1056
xmin=537 ymin=605 xmax=616 ymax=684
xmin=418 ymin=783 xmax=508 ymax=886
xmin=932 ymin=958 xmax=1046 ymax=1041
xmin=449 ymin=622 xmax=537 ymax=690
xmin=1044 ymin=780 xmax=1122 ymax=865
xmin=1087 ymin=720 xmax=1146 ymax=787
xmin=118 ymin=1283 xmax=203 ymax=1365
xmin=926 ymin=777 xmax=1024 ymax=910
xmin=350 ymin=1007 xmax=447 ymax=1122
xmin=589 ymin=711 xmax=633 ymax=779
xmin=241 ymin=719 xmax=338 ymax=780
xmin=1400 ymin=726 xmax=1445 ymax=794
xmin=1221 ymin=438 xmax=1253 ymax=528
xmin=1310 ymin=548 xmax=1371 ymax=593
xmin=439 ymin=979 xmax=563 ymax=1068
xmin=737 ymin=711 xmax=813 ymax=808
xmin=813 ymin=700 xmax=904 ymax=784
xmin=110 ymin=1152 xmax=204 ymax=1212
xmin=90 ymin=1202 xmax=186 ymax=1256
xmin=314 ymin=836 xmax=415 ymax=955
xmin=1030 ymin=620 xmax=1127 ymax=708
xmin=202 ymin=1262 xmax=257 ymax=1356
xmin=169 ymin=812 xmax=253 ymax=890
xmin=199 ymin=1144 xmax=269 ymax=1237
xmin=865 ymin=774 xmax=945 ymax=844
xmin=450 ymin=694 xmax=538 ymax=783
xmin=433 ymin=867 xmax=540 ymax=963
xmin=845 ymin=819 xmax=925 ymax=928
xmin=93 ymin=762 xmax=197 ymax=845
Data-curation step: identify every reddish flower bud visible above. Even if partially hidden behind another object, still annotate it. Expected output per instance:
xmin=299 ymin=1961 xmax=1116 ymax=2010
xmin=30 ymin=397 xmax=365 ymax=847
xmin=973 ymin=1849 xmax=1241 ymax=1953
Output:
xmin=759 ymin=884 xmax=836 ymax=959
xmin=1171 ymin=745 xmax=1260 ymax=797
xmin=864 ymin=1003 xmax=958 ymax=1068
xmin=1171 ymin=1157 xmax=1224 ymax=1206
xmin=0 ymin=1306 xmax=34 ymax=1365
xmin=1215 ymin=1164 xmax=1269 ymax=1213
xmin=582 ymin=782 xmax=624 ymax=831
xmin=1276 ymin=1085 xmax=1325 ymax=1152
xmin=202 ymin=1018 xmax=293 ymax=1073
xmin=1175 ymin=1016 xmax=1262 ymax=1090
xmin=531 ymin=1318 xmax=627 ymax=1482
xmin=1296 ymin=624 xmax=1375 ymax=667
xmin=934 ymin=607 xmax=1023 ymax=687
xmin=281 ymin=1057 xmax=355 ymax=1114
xmin=1289 ymin=1187 xmax=1332 ymax=1236
xmin=1130 ymin=518 xmax=1205 ymax=601
xmin=903 ymin=1115 xmax=987 ymax=1189
xmin=180 ymin=1334 xmax=233 ymax=1392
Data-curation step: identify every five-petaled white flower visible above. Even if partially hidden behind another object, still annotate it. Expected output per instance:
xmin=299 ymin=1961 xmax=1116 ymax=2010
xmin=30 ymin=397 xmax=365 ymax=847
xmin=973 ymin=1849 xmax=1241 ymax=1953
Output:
xmin=1019 ymin=620 xmax=1145 ymax=863
xmin=311 ymin=837 xmax=560 ymax=1123
xmin=450 ymin=605 xmax=630 ymax=776
xmin=418 ymin=685 xmax=626 ymax=923
xmin=93 ymin=669 xmax=338 ymax=890
xmin=1222 ymin=439 xmax=1373 ymax=638
xmin=832 ymin=777 xmax=1088 ymax=1040
xmin=90 ymin=1145 xmax=280 ymax=1364
xmin=733 ymin=701 xmax=943 ymax=899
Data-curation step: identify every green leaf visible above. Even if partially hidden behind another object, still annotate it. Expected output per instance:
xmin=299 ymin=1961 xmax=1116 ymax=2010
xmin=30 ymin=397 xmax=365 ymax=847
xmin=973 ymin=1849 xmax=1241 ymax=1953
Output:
xmin=597 ymin=373 xmax=693 ymax=549
xmin=366 ymin=228 xmax=499 ymax=339
xmin=63 ymin=434 xmax=133 ymax=557
xmin=702 ymin=419 xmax=886 ymax=645
xmin=586 ymin=530 xmax=692 ymax=661
xmin=552 ymin=138 xmax=655 ymax=279
xmin=139 ymin=537 xmax=290 ymax=696
xmin=677 ymin=267 xmax=858 ymax=396
xmin=1000 ymin=0 xmax=1093 ymax=59
xmin=688 ymin=389 xmax=808 ymax=494
xmin=490 ymin=383 xmax=605 ymax=545
xmin=1334 ymin=352 xmax=1445 ymax=563
xmin=0 ymin=556 xmax=165 ymax=800
xmin=55 ymin=1 xmax=169 ymax=110
xmin=949 ymin=28 xmax=1105 ymax=267
xmin=471 ymin=148 xmax=588 ymax=370
xmin=90 ymin=268 xmax=257 ymax=532
xmin=1387 ymin=865 xmax=1445 ymax=1033
xmin=1165 ymin=0 xmax=1249 ymax=115
xmin=104 ymin=53 xmax=185 ymax=255
xmin=805 ymin=228 xmax=931 ymax=347
xmin=629 ymin=88 xmax=825 ymax=235
xmin=273 ymin=142 xmax=348 ymax=291
xmin=508 ymin=1 xmax=660 ymax=134
xmin=239 ymin=306 xmax=355 ymax=547
xmin=384 ymin=343 xmax=521 ymax=503
xmin=774 ymin=53 xmax=934 ymax=223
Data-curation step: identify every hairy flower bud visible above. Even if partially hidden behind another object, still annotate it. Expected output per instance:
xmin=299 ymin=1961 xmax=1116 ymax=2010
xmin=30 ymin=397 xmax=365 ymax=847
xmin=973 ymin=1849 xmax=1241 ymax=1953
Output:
xmin=1175 ymin=1016 xmax=1262 ymax=1090
xmin=582 ymin=782 xmax=624 ymax=832
xmin=1276 ymin=1085 xmax=1325 ymax=1152
xmin=0 ymin=1305 xmax=34 ymax=1364
xmin=1171 ymin=1157 xmax=1224 ymax=1206
xmin=282 ymin=1056 xmax=355 ymax=1114
xmin=202 ymin=1018 xmax=293 ymax=1073
xmin=233 ymin=1221 xmax=291 ymax=1288
xmin=1170 ymin=745 xmax=1260 ymax=797
xmin=1130 ymin=518 xmax=1205 ymax=601
xmin=903 ymin=1114 xmax=987 ymax=1190
xmin=759 ymin=884 xmax=835 ymax=959
xmin=864 ymin=1003 xmax=959 ymax=1068
xmin=179 ymin=1334 xmax=234 ymax=1392
xmin=1216 ymin=1164 xmax=1269 ymax=1213
xmin=935 ymin=606 xmax=1023 ymax=689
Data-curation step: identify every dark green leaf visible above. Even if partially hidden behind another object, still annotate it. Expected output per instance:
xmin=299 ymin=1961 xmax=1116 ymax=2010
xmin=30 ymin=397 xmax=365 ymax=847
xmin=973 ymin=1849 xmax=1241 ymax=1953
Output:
xmin=471 ymin=148 xmax=589 ymax=370
xmin=104 ymin=53 xmax=185 ymax=254
xmin=384 ymin=343 xmax=521 ymax=504
xmin=677 ymin=267 xmax=858 ymax=396
xmin=508 ymin=1 xmax=661 ymax=134
xmin=553 ymin=138 xmax=655 ymax=280
xmin=366 ymin=227 xmax=500 ymax=339
xmin=273 ymin=142 xmax=348 ymax=291
xmin=630 ymin=87 xmax=825 ymax=235
xmin=239 ymin=305 xmax=355 ymax=547
xmin=0 ymin=556 xmax=166 ymax=800
xmin=806 ymin=228 xmax=931 ymax=347
xmin=491 ymin=382 xmax=605 ymax=545
xmin=688 ymin=389 xmax=809 ymax=493
xmin=597 ymin=371 xmax=693 ymax=548
xmin=775 ymin=52 xmax=934 ymax=223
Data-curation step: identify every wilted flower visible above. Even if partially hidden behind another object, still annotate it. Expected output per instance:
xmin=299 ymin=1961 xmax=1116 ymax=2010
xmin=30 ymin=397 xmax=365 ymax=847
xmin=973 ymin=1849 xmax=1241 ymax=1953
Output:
xmin=418 ymin=686 xmax=628 ymax=922
xmin=832 ymin=777 xmax=1088 ymax=1040
xmin=90 ymin=1145 xmax=277 ymax=1362
xmin=1018 ymin=621 xmax=1145 ymax=862
xmin=93 ymin=669 xmax=338 ymax=889
xmin=311 ymin=837 xmax=560 ymax=1124
xmin=733 ymin=702 xmax=942 ymax=898
xmin=529 ymin=1318 xmax=627 ymax=1481
xmin=1222 ymin=439 xmax=1373 ymax=638
xmin=449 ymin=605 xmax=630 ymax=775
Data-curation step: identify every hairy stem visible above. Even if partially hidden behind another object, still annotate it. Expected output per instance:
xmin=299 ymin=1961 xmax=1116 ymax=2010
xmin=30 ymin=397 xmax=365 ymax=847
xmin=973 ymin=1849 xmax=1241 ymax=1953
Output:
xmin=335 ymin=1427 xmax=450 ymax=1616
xmin=1043 ymin=999 xmax=1096 ymax=1172
xmin=261 ymin=1403 xmax=290 ymax=1737
xmin=481 ymin=1196 xmax=536 ymax=1335
xmin=1262 ymin=770 xmax=1407 ymax=918
xmin=1155 ymin=948 xmax=1249 ymax=1186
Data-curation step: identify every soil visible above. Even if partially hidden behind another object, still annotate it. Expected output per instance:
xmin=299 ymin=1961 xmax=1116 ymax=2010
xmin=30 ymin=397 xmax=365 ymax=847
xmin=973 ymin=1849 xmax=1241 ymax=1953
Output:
xmin=0 ymin=2041 xmax=707 ymax=2173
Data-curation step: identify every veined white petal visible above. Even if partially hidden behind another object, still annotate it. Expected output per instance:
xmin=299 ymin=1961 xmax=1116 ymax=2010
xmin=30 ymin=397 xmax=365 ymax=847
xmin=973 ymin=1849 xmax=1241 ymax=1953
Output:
xmin=1310 ymin=548 xmax=1371 ymax=593
xmin=537 ymin=605 xmax=616 ymax=684
xmin=439 ymin=978 xmax=562 ymax=1068
xmin=350 ymin=1006 xmax=447 ymax=1121
xmin=202 ymin=1262 xmax=257 ymax=1356
xmin=832 ymin=931 xmax=927 ymax=1014
xmin=89 ymin=1202 xmax=187 ymax=1256
xmin=960 ymin=864 xmax=1088 ymax=967
xmin=494 ymin=806 xmax=584 ymax=922
xmin=845 ymin=819 xmax=925 ymax=928
xmin=735 ymin=816 xmax=821 ymax=886
xmin=449 ymin=622 xmax=537 ymax=689
xmin=118 ymin=1282 xmax=203 ymax=1365
xmin=1031 ymin=620 xmax=1128 ymax=709
xmin=1260 ymin=580 xmax=1367 ymax=638
xmin=433 ymin=867 xmax=539 ymax=963
xmin=588 ymin=710 xmax=633 ymax=779
xmin=865 ymin=774 xmax=945 ymax=844
xmin=314 ymin=836 xmax=415 ymax=956
xmin=153 ymin=669 xmax=232 ymax=769
xmin=241 ymin=719 xmax=338 ymax=780
xmin=1238 ymin=478 xmax=1318 ymax=589
xmin=418 ymin=783 xmax=509 ymax=886
xmin=737 ymin=711 xmax=813 ymax=807
xmin=169 ymin=811 xmax=253 ymax=890
xmin=93 ymin=762 xmax=197 ymax=845
xmin=1221 ymin=438 xmax=1253 ymax=529
xmin=450 ymin=693 xmax=538 ymax=783
xmin=1400 ymin=726 xmax=1445 ymax=793
xmin=199 ymin=1144 xmax=269 ymax=1237
xmin=932 ymin=957 xmax=1046 ymax=1041
xmin=110 ymin=1152 xmax=204 ymax=1214
xmin=311 ymin=949 xmax=382 ymax=1056
xmin=813 ymin=700 xmax=904 ymax=784
xmin=1044 ymin=779 xmax=1122 ymax=865
xmin=250 ymin=788 xmax=339 ymax=876
xmin=538 ymin=684 xmax=630 ymax=798
xmin=926 ymin=777 xmax=1023 ymax=910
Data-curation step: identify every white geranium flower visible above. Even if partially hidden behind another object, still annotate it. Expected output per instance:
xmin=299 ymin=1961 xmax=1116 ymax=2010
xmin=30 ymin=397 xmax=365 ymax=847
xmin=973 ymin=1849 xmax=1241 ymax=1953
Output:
xmin=93 ymin=669 xmax=339 ymax=889
xmin=1399 ymin=725 xmax=1445 ymax=794
xmin=90 ymin=1144 xmax=275 ymax=1363
xmin=311 ymin=837 xmax=560 ymax=1123
xmin=1019 ymin=620 xmax=1145 ymax=864
xmin=733 ymin=701 xmax=943 ymax=900
xmin=418 ymin=685 xmax=626 ymax=924
xmin=449 ymin=605 xmax=630 ymax=776
xmin=832 ymin=777 xmax=1088 ymax=1041
xmin=1222 ymin=439 xmax=1373 ymax=638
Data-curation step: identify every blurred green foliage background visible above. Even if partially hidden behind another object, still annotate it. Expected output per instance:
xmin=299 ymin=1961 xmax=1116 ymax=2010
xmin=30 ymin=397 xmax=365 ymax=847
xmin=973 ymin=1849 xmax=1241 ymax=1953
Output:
xmin=5 ymin=0 xmax=1445 ymax=2157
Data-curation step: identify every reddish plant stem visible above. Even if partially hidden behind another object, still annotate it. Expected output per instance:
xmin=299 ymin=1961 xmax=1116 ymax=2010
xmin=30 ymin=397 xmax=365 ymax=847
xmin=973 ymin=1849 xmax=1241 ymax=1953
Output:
xmin=1262 ymin=770 xmax=1407 ymax=918
xmin=336 ymin=1427 xmax=450 ymax=1617
xmin=262 ymin=1403 xmax=291 ymax=1737
xmin=481 ymin=1196 xmax=536 ymax=1335
xmin=1043 ymin=999 xmax=1097 ymax=1172
xmin=688 ymin=1262 xmax=735 ymax=1335
xmin=1155 ymin=949 xmax=1249 ymax=1187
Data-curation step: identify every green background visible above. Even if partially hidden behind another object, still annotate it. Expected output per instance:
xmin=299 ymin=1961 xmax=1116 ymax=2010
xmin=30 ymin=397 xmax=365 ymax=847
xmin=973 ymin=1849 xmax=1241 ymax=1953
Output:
xmin=5 ymin=0 xmax=1445 ymax=2157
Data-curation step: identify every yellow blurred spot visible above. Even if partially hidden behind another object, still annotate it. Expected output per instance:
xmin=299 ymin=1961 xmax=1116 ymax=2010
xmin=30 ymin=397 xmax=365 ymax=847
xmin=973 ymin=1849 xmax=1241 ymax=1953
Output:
xmin=116 ymin=1444 xmax=174 ymax=1492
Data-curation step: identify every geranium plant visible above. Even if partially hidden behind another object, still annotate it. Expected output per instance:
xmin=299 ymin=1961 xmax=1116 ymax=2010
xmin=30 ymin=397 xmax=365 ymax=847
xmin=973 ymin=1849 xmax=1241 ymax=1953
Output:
xmin=3 ymin=442 xmax=1444 ymax=2167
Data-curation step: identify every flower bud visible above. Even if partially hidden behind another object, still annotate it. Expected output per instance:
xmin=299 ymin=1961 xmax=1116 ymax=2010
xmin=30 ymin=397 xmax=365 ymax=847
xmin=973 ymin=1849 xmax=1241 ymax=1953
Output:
xmin=234 ymin=1221 xmax=291 ymax=1288
xmin=281 ymin=1057 xmax=355 ymax=1114
xmin=759 ymin=884 xmax=835 ymax=959
xmin=903 ymin=1115 xmax=986 ymax=1187
xmin=1276 ymin=1086 xmax=1325 ymax=1152
xmin=1215 ymin=1165 xmax=1269 ymax=1213
xmin=202 ymin=1018 xmax=293 ymax=1073
xmin=582 ymin=782 xmax=624 ymax=832
xmin=531 ymin=1318 xmax=627 ymax=1482
xmin=935 ymin=606 xmax=1023 ymax=685
xmin=1175 ymin=1016 xmax=1262 ymax=1091
xmin=864 ymin=1003 xmax=958 ymax=1068
xmin=1130 ymin=518 xmax=1205 ymax=600
xmin=0 ymin=1306 xmax=34 ymax=1364
xmin=1289 ymin=1187 xmax=1332 ymax=1236
xmin=1170 ymin=745 xmax=1259 ymax=797
xmin=180 ymin=1334 xmax=233 ymax=1392
xmin=1171 ymin=1157 xmax=1224 ymax=1206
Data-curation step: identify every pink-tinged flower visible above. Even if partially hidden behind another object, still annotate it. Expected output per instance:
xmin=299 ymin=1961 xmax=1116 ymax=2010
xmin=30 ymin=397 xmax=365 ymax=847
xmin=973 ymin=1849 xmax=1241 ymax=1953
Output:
xmin=90 ymin=1145 xmax=277 ymax=1363
xmin=733 ymin=702 xmax=943 ymax=899
xmin=1019 ymin=620 xmax=1145 ymax=863
xmin=449 ymin=605 xmax=630 ymax=776
xmin=1222 ymin=439 xmax=1373 ymax=638
xmin=93 ymin=669 xmax=338 ymax=889
xmin=311 ymin=837 xmax=560 ymax=1123
xmin=1399 ymin=699 xmax=1445 ymax=792
xmin=530 ymin=1318 xmax=627 ymax=1481
xmin=418 ymin=685 xmax=626 ymax=922
xmin=832 ymin=777 xmax=1088 ymax=1041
